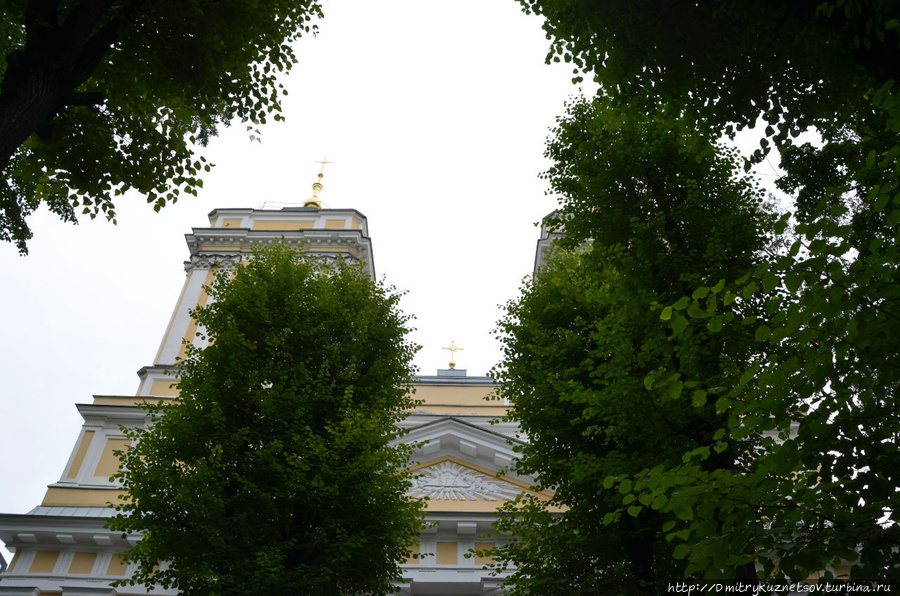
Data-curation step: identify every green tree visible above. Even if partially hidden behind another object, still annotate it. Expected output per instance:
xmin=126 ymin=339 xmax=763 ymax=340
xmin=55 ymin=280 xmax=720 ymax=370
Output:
xmin=492 ymin=98 xmax=772 ymax=594
xmin=0 ymin=0 xmax=321 ymax=253
xmin=109 ymin=244 xmax=423 ymax=596
xmin=513 ymin=0 xmax=900 ymax=580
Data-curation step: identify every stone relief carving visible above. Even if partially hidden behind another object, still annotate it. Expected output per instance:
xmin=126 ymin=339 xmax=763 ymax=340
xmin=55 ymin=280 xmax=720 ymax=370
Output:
xmin=184 ymin=251 xmax=361 ymax=274
xmin=409 ymin=461 xmax=521 ymax=501
xmin=184 ymin=253 xmax=244 ymax=273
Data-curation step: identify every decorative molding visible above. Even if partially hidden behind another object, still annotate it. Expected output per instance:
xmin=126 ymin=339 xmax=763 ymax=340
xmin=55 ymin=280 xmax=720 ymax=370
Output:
xmin=183 ymin=253 xmax=244 ymax=273
xmin=409 ymin=461 xmax=520 ymax=502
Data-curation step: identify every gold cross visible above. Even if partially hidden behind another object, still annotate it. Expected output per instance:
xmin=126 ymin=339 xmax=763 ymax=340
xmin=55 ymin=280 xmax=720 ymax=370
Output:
xmin=316 ymin=157 xmax=333 ymax=174
xmin=442 ymin=340 xmax=464 ymax=369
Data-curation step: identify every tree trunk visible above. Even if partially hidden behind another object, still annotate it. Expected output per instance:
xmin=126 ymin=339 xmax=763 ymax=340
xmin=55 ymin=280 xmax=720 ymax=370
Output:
xmin=0 ymin=0 xmax=118 ymax=174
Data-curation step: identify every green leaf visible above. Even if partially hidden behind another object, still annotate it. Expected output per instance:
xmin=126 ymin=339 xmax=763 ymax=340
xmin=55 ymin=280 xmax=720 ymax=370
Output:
xmin=755 ymin=325 xmax=771 ymax=341
xmin=761 ymin=275 xmax=780 ymax=294
xmin=691 ymin=389 xmax=708 ymax=407
xmin=784 ymin=272 xmax=803 ymax=294
xmin=671 ymin=314 xmax=689 ymax=336
xmin=668 ymin=380 xmax=684 ymax=400
xmin=887 ymin=209 xmax=900 ymax=228
xmin=673 ymin=504 xmax=694 ymax=522
xmin=660 ymin=306 xmax=673 ymax=321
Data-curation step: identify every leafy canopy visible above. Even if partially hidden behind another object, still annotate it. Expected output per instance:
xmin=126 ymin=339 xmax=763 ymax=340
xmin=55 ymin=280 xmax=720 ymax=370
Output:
xmin=0 ymin=0 xmax=321 ymax=252
xmin=511 ymin=0 xmax=900 ymax=581
xmin=492 ymin=98 xmax=772 ymax=593
xmin=110 ymin=244 xmax=423 ymax=596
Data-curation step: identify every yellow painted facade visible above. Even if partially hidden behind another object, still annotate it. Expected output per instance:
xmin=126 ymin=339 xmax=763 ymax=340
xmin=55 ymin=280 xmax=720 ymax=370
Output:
xmin=28 ymin=551 xmax=59 ymax=573
xmin=251 ymin=221 xmax=315 ymax=230
xmin=412 ymin=384 xmax=507 ymax=416
xmin=106 ymin=554 xmax=128 ymax=576
xmin=92 ymin=395 xmax=172 ymax=407
xmin=405 ymin=543 xmax=420 ymax=565
xmin=176 ymin=267 xmax=217 ymax=362
xmin=65 ymin=430 xmax=95 ymax=479
xmin=41 ymin=487 xmax=127 ymax=508
xmin=148 ymin=379 xmax=180 ymax=397
xmin=153 ymin=275 xmax=191 ymax=364
xmin=435 ymin=542 xmax=458 ymax=565
xmin=68 ymin=552 xmax=97 ymax=574
xmin=94 ymin=438 xmax=131 ymax=478
xmin=474 ymin=542 xmax=495 ymax=566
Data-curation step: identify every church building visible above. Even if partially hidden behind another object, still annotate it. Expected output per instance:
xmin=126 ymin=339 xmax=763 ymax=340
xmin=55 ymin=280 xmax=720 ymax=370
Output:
xmin=0 ymin=178 xmax=556 ymax=596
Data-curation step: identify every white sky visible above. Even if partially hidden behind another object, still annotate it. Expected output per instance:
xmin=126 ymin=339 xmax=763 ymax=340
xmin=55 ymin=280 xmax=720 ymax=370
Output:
xmin=0 ymin=0 xmax=587 ymax=560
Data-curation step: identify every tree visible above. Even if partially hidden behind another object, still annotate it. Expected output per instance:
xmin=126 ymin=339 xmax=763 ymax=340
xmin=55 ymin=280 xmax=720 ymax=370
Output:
xmin=510 ymin=0 xmax=900 ymax=580
xmin=109 ymin=244 xmax=423 ymax=596
xmin=491 ymin=98 xmax=773 ymax=594
xmin=0 ymin=0 xmax=321 ymax=253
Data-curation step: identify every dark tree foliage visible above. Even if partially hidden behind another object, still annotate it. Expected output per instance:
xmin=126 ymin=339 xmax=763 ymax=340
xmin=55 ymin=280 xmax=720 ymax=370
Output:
xmin=0 ymin=0 xmax=321 ymax=252
xmin=508 ymin=0 xmax=900 ymax=581
xmin=109 ymin=244 xmax=423 ymax=596
xmin=492 ymin=99 xmax=772 ymax=594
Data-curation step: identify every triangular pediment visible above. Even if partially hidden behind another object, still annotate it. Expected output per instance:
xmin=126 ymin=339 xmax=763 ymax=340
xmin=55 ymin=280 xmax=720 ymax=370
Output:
xmin=398 ymin=417 xmax=555 ymax=513
xmin=407 ymin=455 xmax=555 ymax=513
xmin=400 ymin=416 xmax=525 ymax=475
xmin=409 ymin=457 xmax=523 ymax=502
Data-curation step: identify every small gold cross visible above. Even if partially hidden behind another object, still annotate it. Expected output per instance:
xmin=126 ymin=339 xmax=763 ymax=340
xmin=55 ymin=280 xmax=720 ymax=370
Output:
xmin=316 ymin=157 xmax=333 ymax=174
xmin=442 ymin=340 xmax=464 ymax=369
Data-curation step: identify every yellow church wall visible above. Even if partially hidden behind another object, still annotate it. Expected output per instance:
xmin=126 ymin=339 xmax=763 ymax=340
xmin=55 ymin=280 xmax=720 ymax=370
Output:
xmin=154 ymin=274 xmax=191 ymax=365
xmin=93 ymin=438 xmax=131 ymax=478
xmin=474 ymin=542 xmax=495 ymax=566
xmin=28 ymin=550 xmax=59 ymax=573
xmin=410 ymin=403 xmax=509 ymax=416
xmin=106 ymin=554 xmax=128 ymax=576
xmin=220 ymin=219 xmax=243 ymax=228
xmin=41 ymin=487 xmax=127 ymax=508
xmin=414 ymin=385 xmax=495 ymax=405
xmin=411 ymin=385 xmax=506 ymax=415
xmin=177 ymin=267 xmax=217 ymax=362
xmin=405 ymin=543 xmax=420 ymax=565
xmin=324 ymin=219 xmax=346 ymax=229
xmin=92 ymin=395 xmax=173 ymax=406
xmin=65 ymin=430 xmax=95 ymax=479
xmin=68 ymin=552 xmax=97 ymax=574
xmin=251 ymin=221 xmax=315 ymax=230
xmin=436 ymin=542 xmax=458 ymax=565
xmin=148 ymin=379 xmax=180 ymax=396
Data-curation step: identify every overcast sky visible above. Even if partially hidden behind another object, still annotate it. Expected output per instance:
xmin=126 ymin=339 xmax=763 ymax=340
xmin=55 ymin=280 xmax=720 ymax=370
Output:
xmin=0 ymin=0 xmax=590 ymax=558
